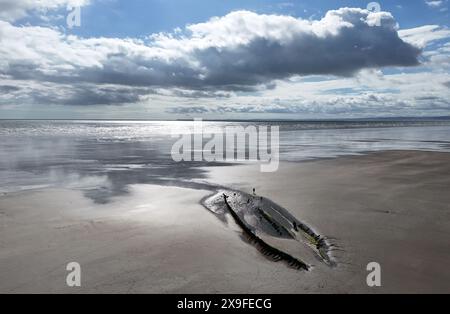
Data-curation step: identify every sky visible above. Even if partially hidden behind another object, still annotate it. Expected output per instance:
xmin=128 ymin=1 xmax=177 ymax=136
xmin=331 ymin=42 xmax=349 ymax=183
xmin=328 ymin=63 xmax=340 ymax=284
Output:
xmin=0 ymin=0 xmax=449 ymax=120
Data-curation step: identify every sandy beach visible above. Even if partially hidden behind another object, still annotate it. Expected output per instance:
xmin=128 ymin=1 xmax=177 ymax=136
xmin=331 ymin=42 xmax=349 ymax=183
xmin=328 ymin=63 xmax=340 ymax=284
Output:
xmin=204 ymin=150 xmax=450 ymax=293
xmin=1 ymin=150 xmax=449 ymax=293
xmin=1 ymin=0 xmax=450 ymax=299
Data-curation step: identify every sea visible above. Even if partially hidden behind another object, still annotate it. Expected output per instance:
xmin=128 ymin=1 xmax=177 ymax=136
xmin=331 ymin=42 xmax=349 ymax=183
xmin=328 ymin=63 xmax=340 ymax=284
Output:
xmin=1 ymin=119 xmax=450 ymax=203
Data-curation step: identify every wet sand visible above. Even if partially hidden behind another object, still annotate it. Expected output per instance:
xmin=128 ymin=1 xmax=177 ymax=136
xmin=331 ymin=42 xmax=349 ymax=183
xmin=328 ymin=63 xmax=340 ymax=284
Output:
xmin=1 ymin=150 xmax=450 ymax=293
xmin=204 ymin=150 xmax=450 ymax=293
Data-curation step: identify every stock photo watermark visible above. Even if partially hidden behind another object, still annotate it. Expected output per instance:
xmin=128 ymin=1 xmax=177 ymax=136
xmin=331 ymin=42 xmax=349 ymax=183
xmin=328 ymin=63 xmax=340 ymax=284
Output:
xmin=67 ymin=5 xmax=81 ymax=29
xmin=367 ymin=2 xmax=382 ymax=27
xmin=66 ymin=262 xmax=81 ymax=287
xmin=62 ymin=3 xmax=380 ymax=30
xmin=171 ymin=119 xmax=279 ymax=172
xmin=366 ymin=262 xmax=382 ymax=287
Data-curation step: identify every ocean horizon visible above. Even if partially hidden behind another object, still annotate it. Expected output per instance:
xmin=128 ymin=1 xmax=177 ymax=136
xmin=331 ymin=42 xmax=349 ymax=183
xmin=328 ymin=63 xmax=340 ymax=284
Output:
xmin=2 ymin=119 xmax=450 ymax=197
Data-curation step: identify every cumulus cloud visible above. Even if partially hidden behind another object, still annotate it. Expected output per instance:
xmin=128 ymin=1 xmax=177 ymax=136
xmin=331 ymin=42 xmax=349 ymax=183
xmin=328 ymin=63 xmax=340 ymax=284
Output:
xmin=165 ymin=69 xmax=450 ymax=118
xmin=0 ymin=8 xmax=423 ymax=106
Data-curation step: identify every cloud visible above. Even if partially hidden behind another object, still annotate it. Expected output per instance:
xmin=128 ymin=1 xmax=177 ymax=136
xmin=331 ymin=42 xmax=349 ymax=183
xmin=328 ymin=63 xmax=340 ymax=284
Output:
xmin=425 ymin=42 xmax=450 ymax=67
xmin=425 ymin=1 xmax=443 ymax=8
xmin=0 ymin=0 xmax=89 ymax=22
xmin=0 ymin=8 xmax=423 ymax=106
xmin=164 ymin=68 xmax=450 ymax=118
xmin=399 ymin=25 xmax=450 ymax=48
xmin=167 ymin=90 xmax=450 ymax=117
xmin=167 ymin=106 xmax=209 ymax=114
xmin=0 ymin=85 xmax=20 ymax=93
xmin=31 ymin=84 xmax=150 ymax=106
